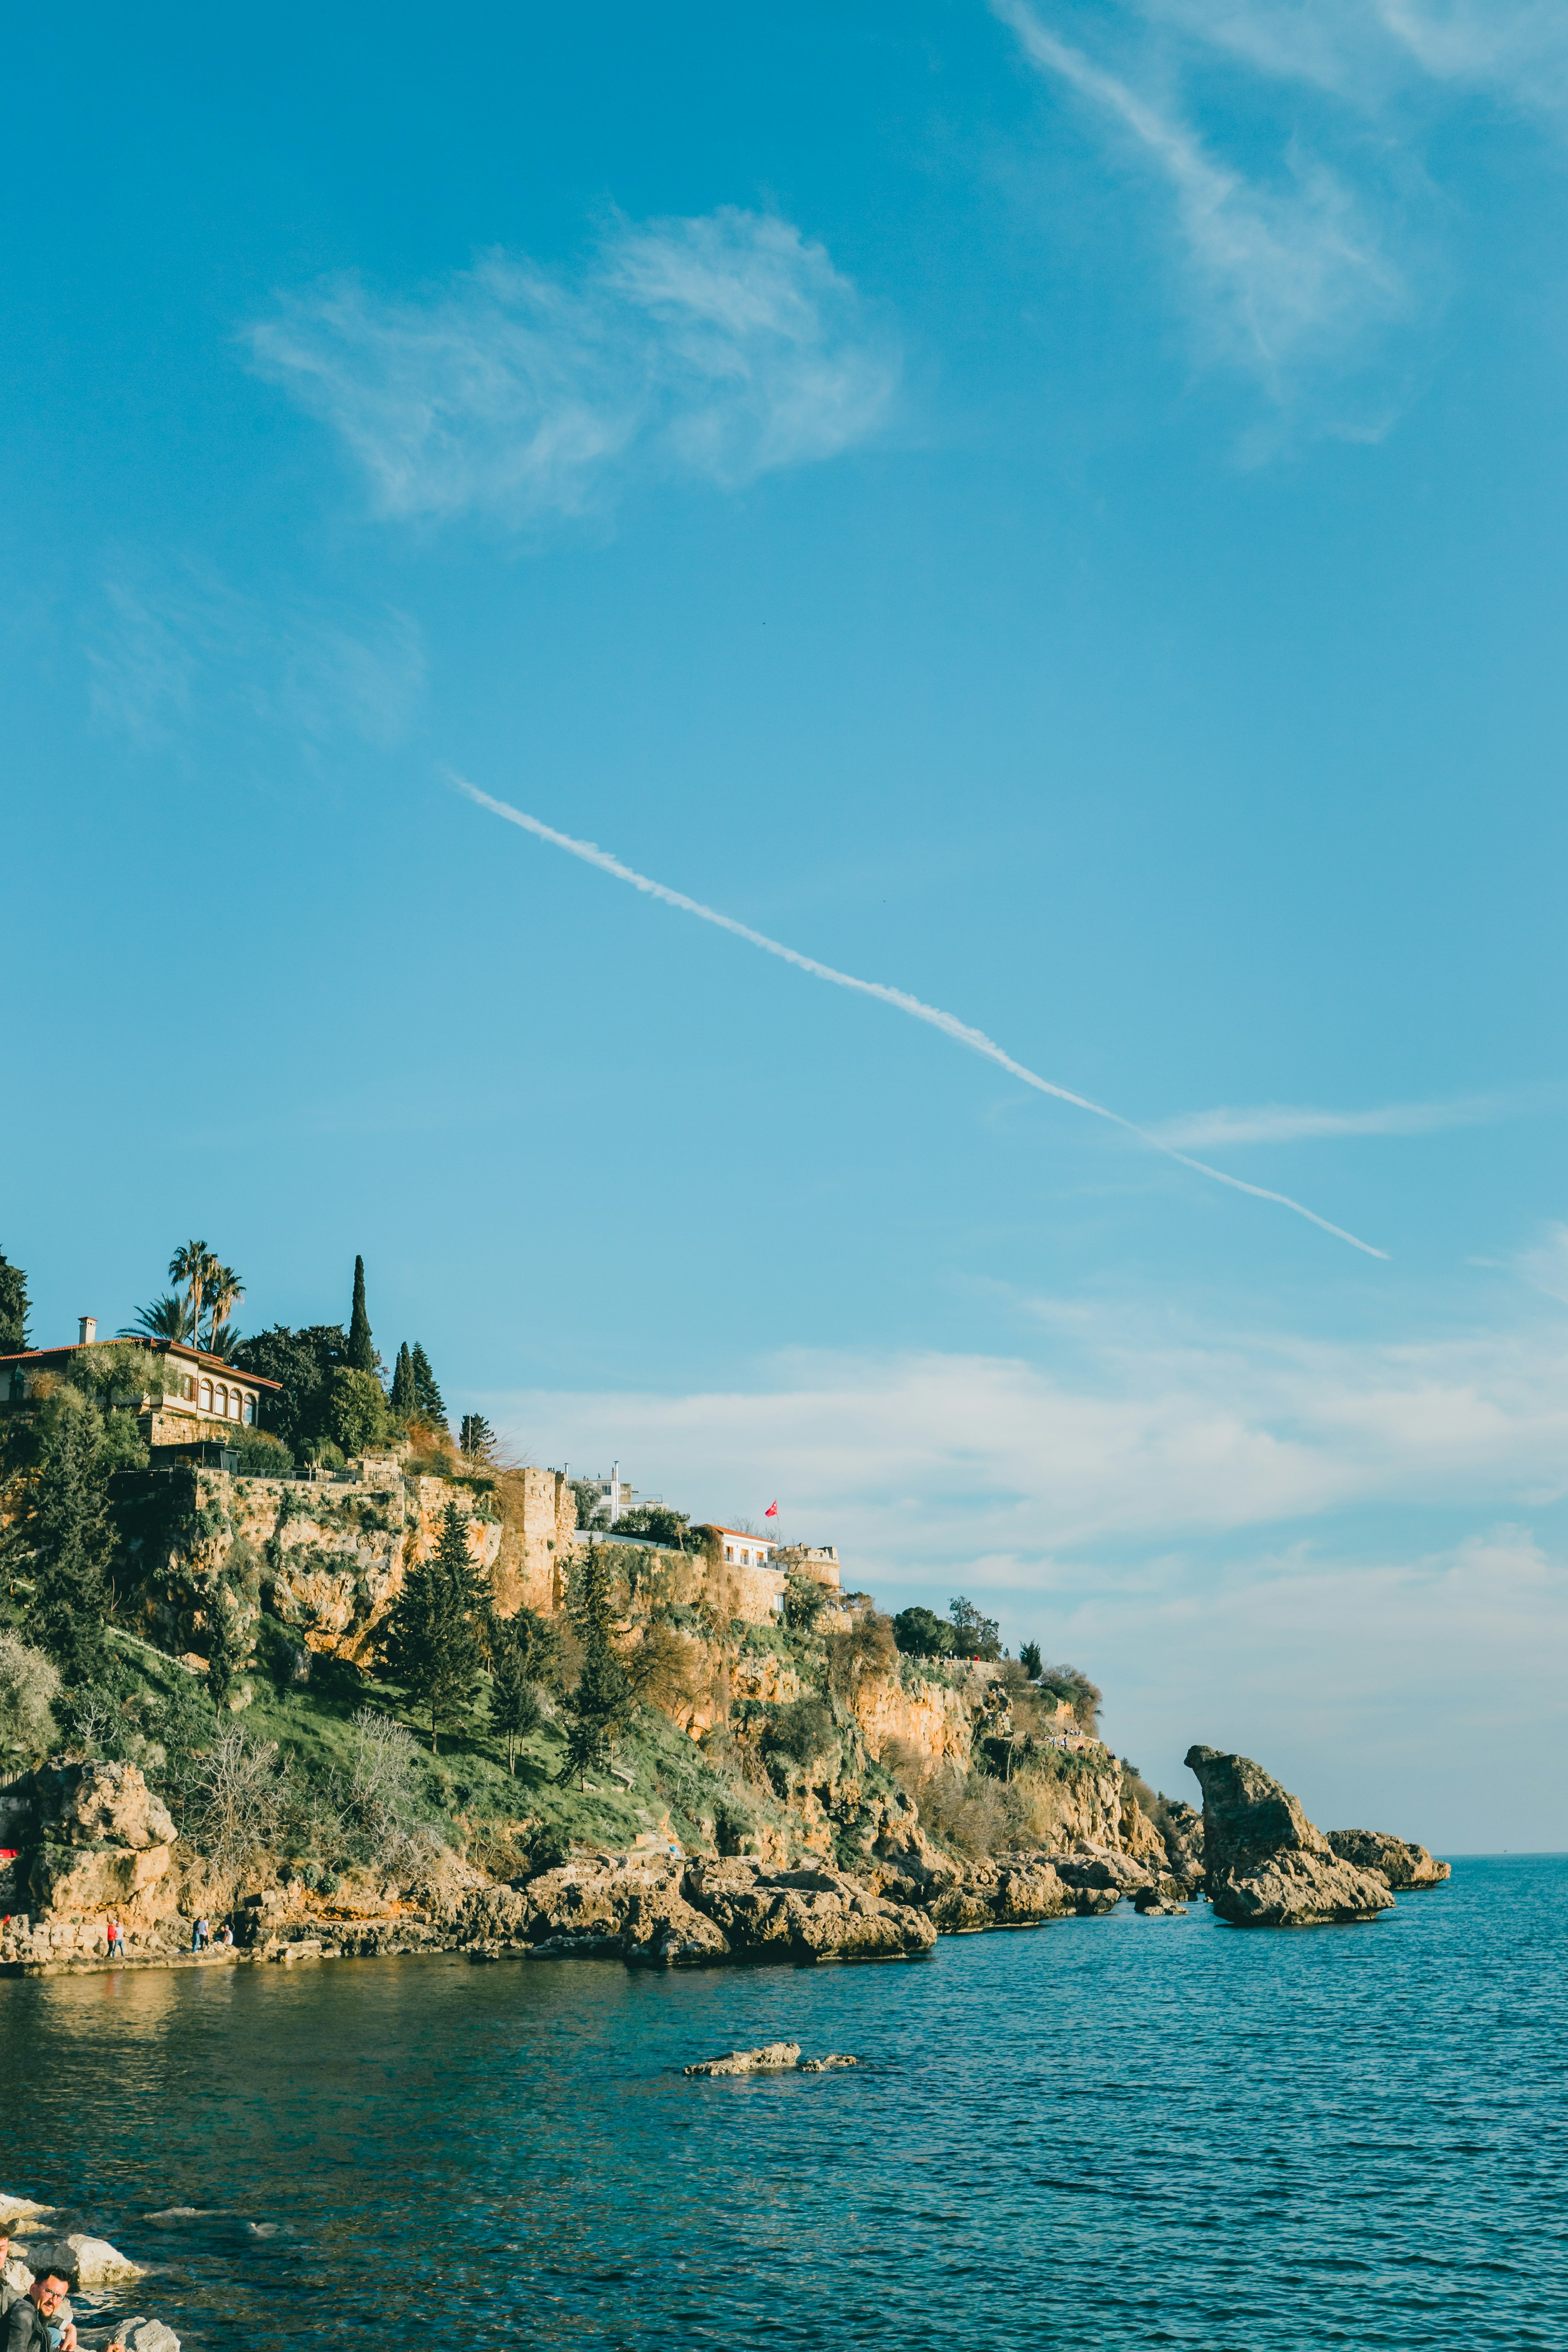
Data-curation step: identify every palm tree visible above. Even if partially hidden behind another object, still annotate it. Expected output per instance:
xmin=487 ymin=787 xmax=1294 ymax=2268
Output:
xmin=168 ymin=1240 xmax=214 ymax=1346
xmin=118 ymin=1293 xmax=194 ymax=1343
xmin=203 ymin=1264 xmax=245 ymax=1354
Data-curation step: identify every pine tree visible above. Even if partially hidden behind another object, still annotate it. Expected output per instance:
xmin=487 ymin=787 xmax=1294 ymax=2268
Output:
xmin=29 ymin=1403 xmax=114 ymax=1682
xmin=459 ymin=1412 xmax=495 ymax=1465
xmin=555 ymin=1548 xmax=631 ymax=1788
xmin=488 ymin=1620 xmax=542 ymax=1773
xmin=390 ymin=1343 xmax=416 ymax=1420
xmin=0 ymin=1247 xmax=29 ymax=1356
xmin=347 ymin=1256 xmax=376 ymax=1374
xmin=383 ymin=1499 xmax=486 ymax=1751
xmin=410 ymin=1343 xmax=448 ymax=1432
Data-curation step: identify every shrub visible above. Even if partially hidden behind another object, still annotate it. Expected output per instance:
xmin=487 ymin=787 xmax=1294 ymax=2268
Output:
xmin=328 ymin=1368 xmax=390 ymax=1459
xmin=0 ymin=1632 xmax=59 ymax=1760
xmin=762 ymin=1695 xmax=838 ymax=1767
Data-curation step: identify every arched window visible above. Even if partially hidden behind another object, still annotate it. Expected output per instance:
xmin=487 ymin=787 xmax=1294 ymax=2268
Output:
xmin=243 ymin=1394 xmax=255 ymax=1425
xmin=199 ymin=1379 xmax=213 ymax=1413
xmin=229 ymin=1389 xmax=241 ymax=1420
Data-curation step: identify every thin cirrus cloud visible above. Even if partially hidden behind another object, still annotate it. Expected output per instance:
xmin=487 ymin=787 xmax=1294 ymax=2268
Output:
xmin=1150 ymin=1087 xmax=1554 ymax=1150
xmin=245 ymin=207 xmax=900 ymax=528
xmin=1147 ymin=1 xmax=1568 ymax=110
xmin=85 ymin=564 xmax=425 ymax=754
xmin=991 ymin=0 xmax=1410 ymax=399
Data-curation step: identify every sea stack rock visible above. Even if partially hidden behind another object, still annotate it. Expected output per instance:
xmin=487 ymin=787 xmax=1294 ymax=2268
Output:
xmin=1184 ymin=1746 xmax=1394 ymax=1928
xmin=1326 ymin=1830 xmax=1451 ymax=1889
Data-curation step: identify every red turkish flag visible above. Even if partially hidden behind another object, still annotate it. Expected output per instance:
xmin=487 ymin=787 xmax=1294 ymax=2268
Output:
xmin=764 ymin=1501 xmax=778 ymax=1517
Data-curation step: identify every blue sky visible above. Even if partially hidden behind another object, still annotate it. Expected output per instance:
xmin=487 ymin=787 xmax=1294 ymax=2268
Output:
xmin=7 ymin=0 xmax=1568 ymax=1845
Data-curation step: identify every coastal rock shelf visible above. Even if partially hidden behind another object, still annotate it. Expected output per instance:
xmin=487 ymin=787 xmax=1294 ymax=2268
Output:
xmin=1326 ymin=1829 xmax=1451 ymax=1889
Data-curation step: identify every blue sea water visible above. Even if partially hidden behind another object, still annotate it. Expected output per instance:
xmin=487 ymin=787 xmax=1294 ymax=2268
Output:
xmin=2 ymin=1856 xmax=1564 ymax=2349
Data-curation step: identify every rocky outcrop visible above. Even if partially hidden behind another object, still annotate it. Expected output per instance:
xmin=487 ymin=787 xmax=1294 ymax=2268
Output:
xmin=685 ymin=2043 xmax=800 ymax=2076
xmin=1185 ymin=1746 xmax=1394 ymax=1928
xmin=1327 ymin=1830 xmax=1451 ymax=1889
xmin=684 ymin=1858 xmax=935 ymax=1962
xmin=4 ymin=1762 xmax=180 ymax=1927
xmin=1158 ymin=1799 xmax=1205 ymax=1890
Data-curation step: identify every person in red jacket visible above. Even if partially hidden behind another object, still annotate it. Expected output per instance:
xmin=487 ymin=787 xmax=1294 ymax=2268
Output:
xmin=105 ymin=1917 xmax=124 ymax=1960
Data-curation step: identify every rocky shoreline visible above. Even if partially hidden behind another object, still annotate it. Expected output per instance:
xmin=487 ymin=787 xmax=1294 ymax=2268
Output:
xmin=0 ymin=2194 xmax=179 ymax=2352
xmin=0 ymin=1742 xmax=1449 ymax=1978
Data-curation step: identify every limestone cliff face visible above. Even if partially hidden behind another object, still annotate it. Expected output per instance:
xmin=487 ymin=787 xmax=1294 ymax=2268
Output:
xmin=2 ymin=1762 xmax=181 ymax=1931
xmin=116 ymin=1462 xmax=503 ymax=1667
xmin=849 ymin=1666 xmax=973 ymax=1767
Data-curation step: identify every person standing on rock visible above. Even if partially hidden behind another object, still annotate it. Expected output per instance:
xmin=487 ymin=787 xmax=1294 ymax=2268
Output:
xmin=191 ymin=1915 xmax=209 ymax=1952
xmin=105 ymin=1917 xmax=124 ymax=1960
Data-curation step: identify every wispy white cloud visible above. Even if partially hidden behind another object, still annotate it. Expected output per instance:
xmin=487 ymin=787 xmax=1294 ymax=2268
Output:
xmin=993 ymin=0 xmax=1410 ymax=395
xmin=85 ymin=563 xmax=424 ymax=753
xmin=1143 ymin=0 xmax=1568 ymax=112
xmin=1152 ymin=1087 xmax=1550 ymax=1150
xmin=246 ymin=208 xmax=898 ymax=528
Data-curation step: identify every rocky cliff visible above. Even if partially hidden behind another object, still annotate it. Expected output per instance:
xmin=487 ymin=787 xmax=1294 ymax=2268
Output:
xmin=1185 ymin=1746 xmax=1394 ymax=1927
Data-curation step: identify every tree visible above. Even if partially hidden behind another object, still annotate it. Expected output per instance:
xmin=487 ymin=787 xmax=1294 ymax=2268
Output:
xmin=488 ymin=1620 xmax=543 ymax=1773
xmin=782 ymin=1570 xmax=828 ymax=1633
xmin=1037 ymin=1662 xmax=1102 ymax=1733
xmin=347 ymin=1255 xmax=376 ymax=1374
xmin=382 ymin=1500 xmax=487 ymax=1751
xmin=328 ymin=1367 xmax=390 ymax=1458
xmin=204 ymin=1583 xmax=250 ymax=1707
xmin=949 ymin=1596 xmax=1002 ymax=1662
xmin=390 ymin=1343 xmax=416 ymax=1420
xmin=232 ymin=1324 xmax=348 ymax=1451
xmin=893 ymin=1606 xmax=956 ymax=1657
xmin=556 ymin=1547 xmax=631 ymax=1788
xmin=119 ymin=1292 xmax=193 ymax=1343
xmin=1018 ymin=1640 xmax=1043 ymax=1680
xmin=459 ymin=1412 xmax=496 ymax=1465
xmin=0 ymin=1246 xmax=31 ymax=1354
xmin=410 ymin=1343 xmax=447 ymax=1432
xmin=28 ymin=1398 xmax=115 ymax=1682
xmin=0 ymin=1631 xmax=59 ymax=1760
xmin=203 ymin=1263 xmax=245 ymax=1355
xmin=188 ymin=1728 xmax=286 ymax=1892
xmin=168 ymin=1240 xmax=216 ymax=1348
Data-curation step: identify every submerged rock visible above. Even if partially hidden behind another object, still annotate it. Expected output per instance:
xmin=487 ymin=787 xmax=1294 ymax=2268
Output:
xmin=1326 ymin=1830 xmax=1450 ymax=1889
xmin=685 ymin=2042 xmax=801 ymax=2076
xmin=799 ymin=2053 xmax=858 ymax=2071
xmin=1185 ymin=1746 xmax=1394 ymax=1928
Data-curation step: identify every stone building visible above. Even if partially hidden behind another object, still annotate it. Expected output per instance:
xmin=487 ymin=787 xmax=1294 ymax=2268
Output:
xmin=0 ymin=1321 xmax=280 ymax=1456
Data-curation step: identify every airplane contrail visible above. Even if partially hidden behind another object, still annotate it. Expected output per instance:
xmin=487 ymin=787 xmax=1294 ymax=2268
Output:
xmin=452 ymin=773 xmax=1388 ymax=1261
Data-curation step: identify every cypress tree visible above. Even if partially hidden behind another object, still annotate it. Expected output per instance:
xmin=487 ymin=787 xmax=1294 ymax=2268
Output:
xmin=488 ymin=1620 xmax=542 ymax=1774
xmin=0 ymin=1247 xmax=29 ymax=1356
xmin=410 ymin=1343 xmax=447 ymax=1432
xmin=555 ymin=1548 xmax=631 ymax=1788
xmin=347 ymin=1256 xmax=376 ymax=1373
xmin=29 ymin=1403 xmax=113 ymax=1683
xmin=390 ymin=1343 xmax=416 ymax=1420
xmin=383 ymin=1499 xmax=486 ymax=1751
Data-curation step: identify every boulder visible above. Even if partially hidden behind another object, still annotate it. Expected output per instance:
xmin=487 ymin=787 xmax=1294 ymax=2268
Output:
xmin=1048 ymin=1849 xmax=1152 ymax=1895
xmin=1185 ymin=1746 xmax=1394 ymax=1928
xmin=799 ymin=2053 xmax=858 ymax=2071
xmin=122 ymin=2322 xmax=180 ymax=2352
xmin=682 ymin=1859 xmax=935 ymax=1962
xmin=685 ymin=2042 xmax=801 ymax=2076
xmin=1326 ymin=1830 xmax=1450 ymax=1889
xmin=29 ymin=1762 xmax=176 ymax=1851
xmin=17 ymin=2234 xmax=142 ymax=2286
xmin=924 ymin=1857 xmax=1074 ymax=1932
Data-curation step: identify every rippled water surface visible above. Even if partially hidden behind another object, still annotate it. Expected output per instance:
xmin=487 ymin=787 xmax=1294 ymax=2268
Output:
xmin=2 ymin=1856 xmax=1564 ymax=2348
